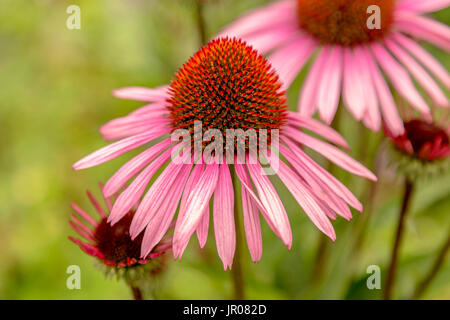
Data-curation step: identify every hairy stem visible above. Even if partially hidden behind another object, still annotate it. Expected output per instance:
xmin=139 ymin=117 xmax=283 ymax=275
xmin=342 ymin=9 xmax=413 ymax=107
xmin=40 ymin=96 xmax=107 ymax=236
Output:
xmin=384 ymin=179 xmax=414 ymax=300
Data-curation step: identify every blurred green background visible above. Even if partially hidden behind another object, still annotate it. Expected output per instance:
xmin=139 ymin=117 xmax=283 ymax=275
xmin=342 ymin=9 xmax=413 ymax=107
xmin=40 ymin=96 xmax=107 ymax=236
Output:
xmin=0 ymin=0 xmax=449 ymax=299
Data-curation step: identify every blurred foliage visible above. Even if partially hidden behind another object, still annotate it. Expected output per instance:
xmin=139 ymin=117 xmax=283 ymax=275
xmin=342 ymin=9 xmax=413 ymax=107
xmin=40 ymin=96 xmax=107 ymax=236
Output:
xmin=0 ymin=0 xmax=448 ymax=299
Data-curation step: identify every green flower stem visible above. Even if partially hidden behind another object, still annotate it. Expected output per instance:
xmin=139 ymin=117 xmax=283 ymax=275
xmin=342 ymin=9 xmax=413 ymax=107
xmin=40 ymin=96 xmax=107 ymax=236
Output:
xmin=130 ymin=285 xmax=143 ymax=300
xmin=384 ymin=178 xmax=414 ymax=300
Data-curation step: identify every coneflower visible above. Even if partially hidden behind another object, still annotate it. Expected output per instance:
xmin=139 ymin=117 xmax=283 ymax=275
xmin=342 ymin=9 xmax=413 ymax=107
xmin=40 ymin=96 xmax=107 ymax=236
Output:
xmin=383 ymin=112 xmax=449 ymax=299
xmin=73 ymin=38 xmax=376 ymax=274
xmin=218 ymin=0 xmax=449 ymax=136
xmin=69 ymin=184 xmax=171 ymax=299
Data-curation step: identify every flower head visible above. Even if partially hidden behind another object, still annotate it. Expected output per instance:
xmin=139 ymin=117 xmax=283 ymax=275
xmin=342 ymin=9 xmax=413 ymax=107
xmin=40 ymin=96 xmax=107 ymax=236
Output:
xmin=69 ymin=184 xmax=170 ymax=278
xmin=73 ymin=38 xmax=376 ymax=270
xmin=218 ymin=0 xmax=450 ymax=136
xmin=386 ymin=118 xmax=450 ymax=161
xmin=384 ymin=109 xmax=450 ymax=178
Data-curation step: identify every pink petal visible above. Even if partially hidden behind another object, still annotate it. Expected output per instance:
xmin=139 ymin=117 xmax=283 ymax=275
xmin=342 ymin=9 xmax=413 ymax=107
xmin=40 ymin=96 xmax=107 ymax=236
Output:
xmin=73 ymin=129 xmax=166 ymax=170
xmin=241 ymin=23 xmax=299 ymax=55
xmin=283 ymin=127 xmax=377 ymax=181
xmin=384 ymin=37 xmax=448 ymax=107
xmin=173 ymin=163 xmax=220 ymax=259
xmin=70 ymin=203 xmax=98 ymax=227
xmin=392 ymin=33 xmax=450 ymax=88
xmin=69 ymin=219 xmax=94 ymax=241
xmin=107 ymin=146 xmax=173 ymax=225
xmin=238 ymin=167 xmax=263 ymax=262
xmin=140 ymin=164 xmax=192 ymax=258
xmin=100 ymin=113 xmax=170 ymax=141
xmin=282 ymin=136 xmax=363 ymax=211
xmin=69 ymin=237 xmax=105 ymax=259
xmin=396 ymin=13 xmax=450 ymax=42
xmin=280 ymin=144 xmax=352 ymax=220
xmin=103 ymin=139 xmax=171 ymax=197
xmin=343 ymin=47 xmax=366 ymax=121
xmin=370 ymin=42 xmax=430 ymax=115
xmin=246 ymin=154 xmax=292 ymax=248
xmin=396 ymin=0 xmax=450 ymax=13
xmin=352 ymin=46 xmax=381 ymax=131
xmin=361 ymin=46 xmax=404 ymax=136
xmin=317 ymin=46 xmax=344 ymax=124
xmin=112 ymin=85 xmax=169 ymax=102
xmin=268 ymin=35 xmax=317 ymax=91
xmin=213 ymin=164 xmax=236 ymax=270
xmin=298 ymin=46 xmax=330 ymax=117
xmin=287 ymin=112 xmax=349 ymax=149
xmin=395 ymin=19 xmax=450 ymax=51
xmin=196 ymin=206 xmax=210 ymax=249
xmin=130 ymin=158 xmax=190 ymax=239
xmin=86 ymin=190 xmax=107 ymax=218
xmin=218 ymin=0 xmax=296 ymax=39
xmin=276 ymin=161 xmax=336 ymax=240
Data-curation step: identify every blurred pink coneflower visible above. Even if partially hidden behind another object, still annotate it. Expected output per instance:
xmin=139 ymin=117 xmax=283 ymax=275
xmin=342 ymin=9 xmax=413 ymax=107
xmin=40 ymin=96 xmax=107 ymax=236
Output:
xmin=218 ymin=0 xmax=450 ymax=136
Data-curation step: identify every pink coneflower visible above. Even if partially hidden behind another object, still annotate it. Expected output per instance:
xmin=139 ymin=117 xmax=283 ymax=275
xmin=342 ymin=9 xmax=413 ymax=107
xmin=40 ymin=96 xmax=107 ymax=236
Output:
xmin=69 ymin=184 xmax=170 ymax=270
xmin=73 ymin=38 xmax=376 ymax=269
xmin=218 ymin=0 xmax=450 ymax=136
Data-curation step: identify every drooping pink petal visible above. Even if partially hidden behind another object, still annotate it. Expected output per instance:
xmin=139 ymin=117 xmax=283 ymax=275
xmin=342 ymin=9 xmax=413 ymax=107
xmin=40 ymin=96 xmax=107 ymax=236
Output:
xmin=112 ymin=85 xmax=169 ymax=102
xmin=276 ymin=161 xmax=336 ymax=240
xmin=361 ymin=46 xmax=404 ymax=136
xmin=392 ymin=33 xmax=450 ymax=88
xmin=384 ymin=37 xmax=448 ymax=107
xmin=343 ymin=47 xmax=366 ymax=121
xmin=362 ymin=102 xmax=381 ymax=132
xmin=103 ymin=139 xmax=171 ymax=197
xmin=246 ymin=154 xmax=292 ymax=248
xmin=287 ymin=113 xmax=349 ymax=149
xmin=298 ymin=46 xmax=330 ymax=117
xmin=370 ymin=42 xmax=430 ymax=115
xmin=353 ymin=46 xmax=381 ymax=132
xmin=268 ymin=35 xmax=317 ymax=91
xmin=280 ymin=144 xmax=352 ymax=220
xmin=140 ymin=163 xmax=192 ymax=258
xmin=213 ymin=163 xmax=236 ymax=270
xmin=130 ymin=158 xmax=190 ymax=239
xmin=196 ymin=206 xmax=210 ymax=249
xmin=173 ymin=162 xmax=220 ymax=260
xmin=73 ymin=129 xmax=167 ymax=170
xmin=108 ymin=146 xmax=173 ymax=225
xmin=238 ymin=166 xmax=262 ymax=262
xmin=317 ymin=46 xmax=344 ymax=124
xmin=282 ymin=136 xmax=363 ymax=211
xmin=283 ymin=127 xmax=377 ymax=180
